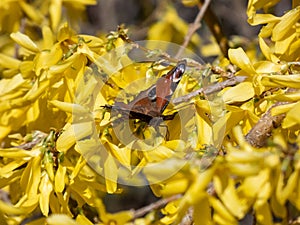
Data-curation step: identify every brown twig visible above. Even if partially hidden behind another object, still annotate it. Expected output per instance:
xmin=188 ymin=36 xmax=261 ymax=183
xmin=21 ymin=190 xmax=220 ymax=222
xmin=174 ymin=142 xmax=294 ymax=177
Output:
xmin=132 ymin=194 xmax=182 ymax=219
xmin=202 ymin=1 xmax=230 ymax=57
xmin=178 ymin=207 xmax=194 ymax=225
xmin=172 ymin=76 xmax=247 ymax=104
xmin=175 ymin=0 xmax=212 ymax=59
xmin=245 ymin=102 xmax=288 ymax=148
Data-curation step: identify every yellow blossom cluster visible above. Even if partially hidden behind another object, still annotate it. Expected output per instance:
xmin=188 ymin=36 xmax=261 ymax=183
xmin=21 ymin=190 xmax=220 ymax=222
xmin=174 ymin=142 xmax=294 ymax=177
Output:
xmin=0 ymin=0 xmax=300 ymax=225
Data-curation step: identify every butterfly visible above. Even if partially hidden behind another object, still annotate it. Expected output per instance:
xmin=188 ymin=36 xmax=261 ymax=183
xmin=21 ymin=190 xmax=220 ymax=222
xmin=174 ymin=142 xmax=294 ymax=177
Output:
xmin=105 ymin=60 xmax=187 ymax=126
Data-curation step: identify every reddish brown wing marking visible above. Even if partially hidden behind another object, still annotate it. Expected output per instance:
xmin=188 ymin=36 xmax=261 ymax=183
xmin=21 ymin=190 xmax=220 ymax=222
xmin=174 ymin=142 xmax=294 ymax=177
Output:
xmin=114 ymin=88 xmax=160 ymax=119
xmin=156 ymin=60 xmax=186 ymax=113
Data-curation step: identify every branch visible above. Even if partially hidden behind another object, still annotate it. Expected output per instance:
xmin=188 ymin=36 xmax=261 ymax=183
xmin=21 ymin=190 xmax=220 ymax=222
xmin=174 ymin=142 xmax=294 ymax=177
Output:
xmin=132 ymin=194 xmax=182 ymax=219
xmin=202 ymin=1 xmax=230 ymax=57
xmin=178 ymin=207 xmax=194 ymax=225
xmin=172 ymin=76 xmax=247 ymax=104
xmin=175 ymin=0 xmax=212 ymax=59
xmin=245 ymin=102 xmax=287 ymax=147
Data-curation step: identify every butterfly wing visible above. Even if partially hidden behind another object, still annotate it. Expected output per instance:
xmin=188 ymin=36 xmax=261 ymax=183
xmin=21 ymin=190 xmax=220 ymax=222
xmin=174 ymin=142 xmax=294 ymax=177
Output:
xmin=111 ymin=60 xmax=187 ymax=121
xmin=156 ymin=60 xmax=186 ymax=113
xmin=113 ymin=88 xmax=160 ymax=122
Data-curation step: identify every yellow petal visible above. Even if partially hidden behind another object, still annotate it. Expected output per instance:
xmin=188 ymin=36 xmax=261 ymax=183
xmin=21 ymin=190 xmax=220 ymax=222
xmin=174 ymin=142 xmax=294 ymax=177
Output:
xmin=274 ymin=32 xmax=296 ymax=55
xmin=20 ymin=154 xmax=42 ymax=199
xmin=19 ymin=1 xmax=43 ymax=23
xmin=49 ymin=53 xmax=79 ymax=74
xmin=195 ymin=105 xmax=213 ymax=147
xmin=228 ymin=48 xmax=256 ymax=75
xmin=0 ymin=147 xmax=38 ymax=158
xmin=39 ymin=173 xmax=53 ymax=216
xmin=261 ymin=74 xmax=300 ymax=89
xmin=143 ymin=145 xmax=176 ymax=162
xmin=259 ymin=21 xmax=276 ymax=38
xmin=280 ymin=170 xmax=299 ymax=204
xmin=226 ymin=150 xmax=262 ymax=164
xmin=248 ymin=13 xmax=279 ymax=26
xmin=34 ymin=44 xmax=63 ymax=75
xmin=258 ymin=37 xmax=272 ymax=61
xmin=272 ymin=6 xmax=300 ymax=41
xmin=49 ymin=100 xmax=89 ymax=114
xmin=55 ymin=164 xmax=67 ymax=193
xmin=289 ymin=37 xmax=300 ymax=57
xmin=271 ymin=102 xmax=295 ymax=116
xmin=267 ymin=91 xmax=300 ymax=102
xmin=70 ymin=156 xmax=86 ymax=180
xmin=238 ymin=169 xmax=270 ymax=199
xmin=0 ymin=160 xmax=27 ymax=176
xmin=56 ymin=123 xmax=76 ymax=153
xmin=20 ymin=61 xmax=35 ymax=79
xmin=108 ymin=143 xmax=131 ymax=167
xmin=181 ymin=0 xmax=199 ymax=7
xmin=47 ymin=214 xmax=78 ymax=225
xmin=0 ymin=53 xmax=21 ymax=69
xmin=152 ymin=177 xmax=189 ymax=196
xmin=144 ymin=158 xmax=187 ymax=185
xmin=215 ymin=177 xmax=246 ymax=219
xmin=282 ymin=101 xmax=300 ymax=128
xmin=193 ymin=197 xmax=211 ymax=225
xmin=254 ymin=61 xmax=282 ymax=73
xmin=49 ymin=0 xmax=62 ymax=30
xmin=76 ymin=214 xmax=93 ymax=225
xmin=227 ymin=162 xmax=261 ymax=177
xmin=57 ymin=23 xmax=75 ymax=42
xmin=42 ymin=26 xmax=54 ymax=49
xmin=72 ymin=121 xmax=94 ymax=142
xmin=10 ymin=32 xmax=39 ymax=53
xmin=103 ymin=211 xmax=133 ymax=225
xmin=222 ymin=82 xmax=255 ymax=104
xmin=254 ymin=202 xmax=273 ymax=225
xmin=79 ymin=35 xmax=104 ymax=49
xmin=0 ymin=200 xmax=25 ymax=215
xmin=209 ymin=197 xmax=237 ymax=224
xmin=104 ymin=153 xmax=118 ymax=193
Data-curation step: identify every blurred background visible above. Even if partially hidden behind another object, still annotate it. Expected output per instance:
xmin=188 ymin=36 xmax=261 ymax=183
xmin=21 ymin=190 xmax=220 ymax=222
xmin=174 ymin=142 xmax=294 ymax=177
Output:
xmin=81 ymin=0 xmax=291 ymax=61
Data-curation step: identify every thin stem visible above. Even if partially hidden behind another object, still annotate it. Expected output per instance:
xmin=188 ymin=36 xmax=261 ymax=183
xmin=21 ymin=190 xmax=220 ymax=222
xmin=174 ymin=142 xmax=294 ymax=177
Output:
xmin=175 ymin=0 xmax=212 ymax=59
xmin=132 ymin=194 xmax=182 ymax=219
xmin=172 ymin=76 xmax=247 ymax=104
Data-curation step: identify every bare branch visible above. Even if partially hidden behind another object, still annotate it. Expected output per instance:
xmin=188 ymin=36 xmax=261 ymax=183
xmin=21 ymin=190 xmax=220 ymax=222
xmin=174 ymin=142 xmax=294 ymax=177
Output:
xmin=178 ymin=207 xmax=194 ymax=225
xmin=172 ymin=76 xmax=247 ymax=104
xmin=245 ymin=102 xmax=288 ymax=147
xmin=132 ymin=194 xmax=182 ymax=219
xmin=202 ymin=1 xmax=230 ymax=57
xmin=175 ymin=0 xmax=212 ymax=59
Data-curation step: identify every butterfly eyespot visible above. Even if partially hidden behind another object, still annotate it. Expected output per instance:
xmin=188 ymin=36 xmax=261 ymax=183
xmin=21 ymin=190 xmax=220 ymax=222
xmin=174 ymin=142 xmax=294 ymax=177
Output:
xmin=172 ymin=74 xmax=182 ymax=83
xmin=148 ymin=86 xmax=156 ymax=101
xmin=172 ymin=62 xmax=186 ymax=82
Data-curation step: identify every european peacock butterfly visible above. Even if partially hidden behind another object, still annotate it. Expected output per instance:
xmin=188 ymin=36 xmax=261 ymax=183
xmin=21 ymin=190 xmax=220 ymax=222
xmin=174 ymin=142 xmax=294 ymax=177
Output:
xmin=105 ymin=60 xmax=187 ymax=125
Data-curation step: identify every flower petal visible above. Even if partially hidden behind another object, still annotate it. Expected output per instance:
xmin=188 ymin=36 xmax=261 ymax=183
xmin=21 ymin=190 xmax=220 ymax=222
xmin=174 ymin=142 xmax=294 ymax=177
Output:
xmin=10 ymin=32 xmax=39 ymax=53
xmin=228 ymin=48 xmax=256 ymax=75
